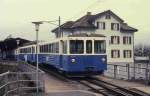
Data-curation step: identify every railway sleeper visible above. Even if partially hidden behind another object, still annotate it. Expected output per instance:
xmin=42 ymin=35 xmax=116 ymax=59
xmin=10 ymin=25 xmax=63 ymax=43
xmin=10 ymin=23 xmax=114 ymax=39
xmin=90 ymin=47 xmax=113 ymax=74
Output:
xmin=93 ymin=78 xmax=149 ymax=96
xmin=87 ymin=79 xmax=133 ymax=96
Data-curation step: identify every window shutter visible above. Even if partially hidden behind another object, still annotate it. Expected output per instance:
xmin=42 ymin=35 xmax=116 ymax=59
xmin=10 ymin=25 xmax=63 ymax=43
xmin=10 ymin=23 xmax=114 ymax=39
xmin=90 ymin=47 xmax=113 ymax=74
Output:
xmin=118 ymin=50 xmax=120 ymax=58
xmin=130 ymin=50 xmax=132 ymax=57
xmin=111 ymin=50 xmax=113 ymax=58
xmin=103 ymin=22 xmax=105 ymax=29
xmin=123 ymin=37 xmax=125 ymax=44
xmin=123 ymin=50 xmax=126 ymax=58
xmin=117 ymin=24 xmax=119 ymax=30
xmin=111 ymin=23 xmax=114 ymax=30
xmin=129 ymin=37 xmax=131 ymax=44
xmin=118 ymin=36 xmax=120 ymax=44
xmin=111 ymin=36 xmax=113 ymax=44
xmin=97 ymin=22 xmax=99 ymax=28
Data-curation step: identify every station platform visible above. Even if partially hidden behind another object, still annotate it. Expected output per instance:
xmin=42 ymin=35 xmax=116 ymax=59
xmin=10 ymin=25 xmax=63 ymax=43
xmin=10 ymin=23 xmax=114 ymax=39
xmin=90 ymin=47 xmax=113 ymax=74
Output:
xmin=44 ymin=73 xmax=102 ymax=96
xmin=46 ymin=90 xmax=100 ymax=96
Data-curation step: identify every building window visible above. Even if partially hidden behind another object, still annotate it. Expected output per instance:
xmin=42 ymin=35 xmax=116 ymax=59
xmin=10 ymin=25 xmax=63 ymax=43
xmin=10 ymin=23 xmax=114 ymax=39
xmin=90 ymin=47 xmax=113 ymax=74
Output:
xmin=110 ymin=36 xmax=120 ymax=44
xmin=111 ymin=50 xmax=120 ymax=58
xmin=123 ymin=36 xmax=131 ymax=44
xmin=111 ymin=23 xmax=119 ymax=31
xmin=97 ymin=22 xmax=105 ymax=29
xmin=106 ymin=14 xmax=111 ymax=19
xmin=123 ymin=50 xmax=132 ymax=58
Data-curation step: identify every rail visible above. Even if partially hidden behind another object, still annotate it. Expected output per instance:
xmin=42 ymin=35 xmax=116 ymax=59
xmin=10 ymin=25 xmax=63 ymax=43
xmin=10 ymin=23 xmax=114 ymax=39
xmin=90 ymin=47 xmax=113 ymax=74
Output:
xmin=78 ymin=77 xmax=149 ymax=96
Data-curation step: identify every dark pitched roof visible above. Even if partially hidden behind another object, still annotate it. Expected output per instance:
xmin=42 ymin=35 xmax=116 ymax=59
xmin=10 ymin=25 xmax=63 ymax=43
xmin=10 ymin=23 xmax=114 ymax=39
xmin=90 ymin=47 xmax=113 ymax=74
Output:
xmin=91 ymin=10 xmax=124 ymax=22
xmin=120 ymin=23 xmax=138 ymax=32
xmin=0 ymin=37 xmax=31 ymax=51
xmin=52 ymin=10 xmax=137 ymax=33
xmin=71 ymin=15 xmax=96 ymax=28
xmin=52 ymin=21 xmax=74 ymax=32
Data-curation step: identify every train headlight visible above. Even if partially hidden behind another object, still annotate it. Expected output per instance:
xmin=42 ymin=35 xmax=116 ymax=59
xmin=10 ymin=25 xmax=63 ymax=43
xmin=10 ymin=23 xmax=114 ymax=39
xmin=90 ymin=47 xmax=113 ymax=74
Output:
xmin=71 ymin=58 xmax=76 ymax=63
xmin=102 ymin=58 xmax=106 ymax=62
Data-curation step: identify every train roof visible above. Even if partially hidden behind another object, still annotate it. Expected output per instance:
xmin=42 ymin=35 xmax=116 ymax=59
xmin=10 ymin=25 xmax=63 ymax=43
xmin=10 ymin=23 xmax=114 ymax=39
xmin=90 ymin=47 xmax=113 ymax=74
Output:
xmin=18 ymin=34 xmax=106 ymax=48
xmin=68 ymin=33 xmax=105 ymax=37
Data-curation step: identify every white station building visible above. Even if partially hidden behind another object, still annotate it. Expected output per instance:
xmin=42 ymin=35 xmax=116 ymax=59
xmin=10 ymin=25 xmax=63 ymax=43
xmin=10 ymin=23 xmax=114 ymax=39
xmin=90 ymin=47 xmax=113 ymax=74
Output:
xmin=52 ymin=10 xmax=138 ymax=65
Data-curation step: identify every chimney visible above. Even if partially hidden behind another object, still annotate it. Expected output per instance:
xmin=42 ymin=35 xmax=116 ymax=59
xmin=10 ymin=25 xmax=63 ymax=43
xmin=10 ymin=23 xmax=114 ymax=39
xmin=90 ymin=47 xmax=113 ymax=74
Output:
xmin=87 ymin=12 xmax=92 ymax=15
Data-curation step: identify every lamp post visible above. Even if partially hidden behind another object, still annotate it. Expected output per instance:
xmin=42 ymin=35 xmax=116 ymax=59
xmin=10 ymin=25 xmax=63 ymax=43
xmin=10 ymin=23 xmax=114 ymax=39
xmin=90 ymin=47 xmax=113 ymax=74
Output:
xmin=16 ymin=39 xmax=20 ymax=95
xmin=32 ymin=21 xmax=43 ymax=95
xmin=31 ymin=17 xmax=60 ymax=94
xmin=16 ymin=39 xmax=20 ymax=62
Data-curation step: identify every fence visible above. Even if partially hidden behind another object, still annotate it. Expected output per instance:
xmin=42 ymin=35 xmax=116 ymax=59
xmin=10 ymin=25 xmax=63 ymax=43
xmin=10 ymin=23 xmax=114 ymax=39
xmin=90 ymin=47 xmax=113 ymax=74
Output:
xmin=0 ymin=62 xmax=45 ymax=96
xmin=105 ymin=64 xmax=150 ymax=85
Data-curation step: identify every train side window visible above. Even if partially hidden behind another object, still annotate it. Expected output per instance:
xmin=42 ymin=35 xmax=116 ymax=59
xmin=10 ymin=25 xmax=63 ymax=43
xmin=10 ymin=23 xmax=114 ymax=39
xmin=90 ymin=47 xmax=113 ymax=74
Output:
xmin=62 ymin=41 xmax=67 ymax=54
xmin=45 ymin=45 xmax=48 ymax=53
xmin=48 ymin=44 xmax=51 ymax=53
xmin=32 ymin=47 xmax=35 ymax=53
xmin=94 ymin=40 xmax=106 ymax=54
xmin=86 ymin=40 xmax=92 ymax=54
xmin=52 ymin=43 xmax=55 ymax=53
xmin=50 ymin=44 xmax=52 ymax=53
xmin=40 ymin=45 xmax=43 ymax=53
xmin=56 ymin=43 xmax=59 ymax=53
xmin=40 ymin=46 xmax=41 ymax=53
xmin=70 ymin=40 xmax=84 ymax=54
xmin=28 ymin=48 xmax=30 ymax=53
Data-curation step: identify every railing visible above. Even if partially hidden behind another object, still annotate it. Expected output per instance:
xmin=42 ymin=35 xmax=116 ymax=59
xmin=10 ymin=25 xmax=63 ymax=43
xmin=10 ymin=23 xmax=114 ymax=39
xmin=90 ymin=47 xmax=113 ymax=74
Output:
xmin=0 ymin=62 xmax=45 ymax=96
xmin=105 ymin=64 xmax=150 ymax=85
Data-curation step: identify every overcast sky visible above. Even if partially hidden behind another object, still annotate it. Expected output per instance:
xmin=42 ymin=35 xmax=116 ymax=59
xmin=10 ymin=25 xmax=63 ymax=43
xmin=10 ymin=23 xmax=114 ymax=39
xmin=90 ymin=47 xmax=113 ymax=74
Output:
xmin=0 ymin=0 xmax=149 ymax=45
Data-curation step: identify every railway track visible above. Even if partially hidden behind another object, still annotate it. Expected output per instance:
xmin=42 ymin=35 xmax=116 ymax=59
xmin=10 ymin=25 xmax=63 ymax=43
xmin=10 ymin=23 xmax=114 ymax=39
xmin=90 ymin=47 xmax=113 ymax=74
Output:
xmin=77 ymin=77 xmax=150 ymax=96
xmin=33 ymin=63 xmax=149 ymax=96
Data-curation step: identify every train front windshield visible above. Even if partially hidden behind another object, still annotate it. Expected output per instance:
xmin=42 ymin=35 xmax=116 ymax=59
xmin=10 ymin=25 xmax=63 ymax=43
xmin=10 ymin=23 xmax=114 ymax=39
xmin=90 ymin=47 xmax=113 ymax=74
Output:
xmin=69 ymin=40 xmax=106 ymax=54
xmin=70 ymin=40 xmax=84 ymax=54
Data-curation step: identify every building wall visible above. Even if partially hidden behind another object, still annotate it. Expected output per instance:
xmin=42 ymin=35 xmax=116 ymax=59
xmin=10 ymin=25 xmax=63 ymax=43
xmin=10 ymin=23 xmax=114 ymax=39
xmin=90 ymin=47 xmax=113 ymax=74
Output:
xmin=93 ymin=15 xmax=134 ymax=64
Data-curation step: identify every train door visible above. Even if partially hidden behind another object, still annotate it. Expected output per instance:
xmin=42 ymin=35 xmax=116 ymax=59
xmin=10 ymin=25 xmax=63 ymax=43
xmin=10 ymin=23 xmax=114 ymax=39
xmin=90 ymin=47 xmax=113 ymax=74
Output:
xmin=59 ymin=40 xmax=64 ymax=70
xmin=60 ymin=40 xmax=68 ymax=70
xmin=84 ymin=40 xmax=94 ymax=71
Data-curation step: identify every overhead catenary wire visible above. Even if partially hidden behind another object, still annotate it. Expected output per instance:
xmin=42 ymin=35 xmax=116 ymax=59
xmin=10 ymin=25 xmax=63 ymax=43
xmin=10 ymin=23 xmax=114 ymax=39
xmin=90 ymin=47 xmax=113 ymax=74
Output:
xmin=68 ymin=0 xmax=106 ymax=21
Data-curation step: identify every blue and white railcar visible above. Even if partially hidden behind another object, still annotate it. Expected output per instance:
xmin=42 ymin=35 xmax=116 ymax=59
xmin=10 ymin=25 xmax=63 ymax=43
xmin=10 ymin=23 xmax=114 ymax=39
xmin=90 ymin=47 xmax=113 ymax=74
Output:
xmin=17 ymin=35 xmax=107 ymax=76
xmin=58 ymin=36 xmax=107 ymax=76
xmin=17 ymin=44 xmax=36 ymax=63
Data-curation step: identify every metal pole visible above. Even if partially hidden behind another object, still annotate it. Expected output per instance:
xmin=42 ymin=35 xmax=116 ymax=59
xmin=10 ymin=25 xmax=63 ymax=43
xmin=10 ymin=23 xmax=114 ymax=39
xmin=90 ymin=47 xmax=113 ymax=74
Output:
xmin=126 ymin=64 xmax=130 ymax=80
xmin=133 ymin=62 xmax=136 ymax=80
xmin=114 ymin=65 xmax=117 ymax=79
xmin=133 ymin=33 xmax=135 ymax=80
xmin=145 ymin=62 xmax=149 ymax=85
xmin=16 ymin=40 xmax=20 ymax=95
xmin=32 ymin=22 xmax=42 ymax=95
xmin=58 ymin=16 xmax=61 ymax=37
xmin=36 ymin=29 xmax=39 ymax=95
